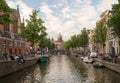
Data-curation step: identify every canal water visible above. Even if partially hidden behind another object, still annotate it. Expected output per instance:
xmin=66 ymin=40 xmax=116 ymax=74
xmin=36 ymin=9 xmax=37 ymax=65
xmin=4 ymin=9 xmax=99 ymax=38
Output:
xmin=0 ymin=55 xmax=120 ymax=83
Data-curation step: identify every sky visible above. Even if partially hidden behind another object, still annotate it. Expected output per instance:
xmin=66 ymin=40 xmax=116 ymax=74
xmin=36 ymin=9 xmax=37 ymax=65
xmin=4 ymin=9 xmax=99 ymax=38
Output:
xmin=6 ymin=0 xmax=118 ymax=41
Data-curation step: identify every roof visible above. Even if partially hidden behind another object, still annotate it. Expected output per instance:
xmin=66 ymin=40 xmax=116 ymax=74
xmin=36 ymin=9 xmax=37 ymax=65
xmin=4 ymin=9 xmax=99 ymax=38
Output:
xmin=0 ymin=30 xmax=26 ymax=41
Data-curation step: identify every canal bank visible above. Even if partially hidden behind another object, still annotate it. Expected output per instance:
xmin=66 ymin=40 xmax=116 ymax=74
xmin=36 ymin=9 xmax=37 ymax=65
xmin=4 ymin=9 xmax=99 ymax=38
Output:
xmin=0 ymin=56 xmax=40 ymax=77
xmin=1 ymin=55 xmax=120 ymax=83
xmin=94 ymin=58 xmax=120 ymax=73
xmin=70 ymin=55 xmax=120 ymax=74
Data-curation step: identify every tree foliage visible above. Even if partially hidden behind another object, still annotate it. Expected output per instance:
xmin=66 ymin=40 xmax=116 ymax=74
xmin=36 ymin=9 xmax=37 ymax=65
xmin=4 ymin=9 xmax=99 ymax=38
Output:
xmin=108 ymin=0 xmax=120 ymax=38
xmin=63 ymin=40 xmax=71 ymax=49
xmin=63 ymin=28 xmax=89 ymax=49
xmin=93 ymin=19 xmax=107 ymax=54
xmin=80 ymin=29 xmax=89 ymax=47
xmin=93 ymin=21 xmax=107 ymax=46
xmin=39 ymin=37 xmax=55 ymax=50
xmin=70 ymin=35 xmax=78 ymax=48
xmin=20 ymin=10 xmax=47 ymax=47
xmin=0 ymin=0 xmax=12 ymax=24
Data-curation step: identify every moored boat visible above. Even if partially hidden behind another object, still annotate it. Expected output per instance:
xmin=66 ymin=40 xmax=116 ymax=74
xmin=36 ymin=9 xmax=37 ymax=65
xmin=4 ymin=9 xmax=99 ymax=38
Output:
xmin=38 ymin=56 xmax=49 ymax=63
xmin=83 ymin=56 xmax=93 ymax=63
xmin=93 ymin=62 xmax=105 ymax=68
xmin=38 ymin=54 xmax=49 ymax=63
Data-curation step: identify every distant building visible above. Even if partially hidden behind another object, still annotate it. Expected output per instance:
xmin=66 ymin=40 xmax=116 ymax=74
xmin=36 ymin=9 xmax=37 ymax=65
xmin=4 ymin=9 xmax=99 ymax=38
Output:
xmin=88 ymin=30 xmax=95 ymax=52
xmin=54 ymin=33 xmax=64 ymax=50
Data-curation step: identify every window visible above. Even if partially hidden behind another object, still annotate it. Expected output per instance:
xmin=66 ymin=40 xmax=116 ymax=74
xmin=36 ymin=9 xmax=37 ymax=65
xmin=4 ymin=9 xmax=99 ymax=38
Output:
xmin=4 ymin=23 xmax=9 ymax=31
xmin=9 ymin=40 xmax=13 ymax=46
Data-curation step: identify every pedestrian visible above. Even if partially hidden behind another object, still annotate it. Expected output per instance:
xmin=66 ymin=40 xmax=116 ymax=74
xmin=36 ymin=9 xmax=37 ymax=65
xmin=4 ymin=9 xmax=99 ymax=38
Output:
xmin=114 ymin=55 xmax=118 ymax=63
xmin=111 ymin=47 xmax=115 ymax=62
xmin=9 ymin=52 xmax=15 ymax=60
xmin=3 ymin=51 xmax=8 ymax=60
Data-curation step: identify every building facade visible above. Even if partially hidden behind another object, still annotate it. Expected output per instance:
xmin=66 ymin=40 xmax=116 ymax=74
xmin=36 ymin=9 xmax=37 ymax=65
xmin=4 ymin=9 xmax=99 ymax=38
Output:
xmin=54 ymin=33 xmax=63 ymax=50
xmin=105 ymin=11 xmax=119 ymax=55
xmin=0 ymin=1 xmax=31 ymax=56
xmin=87 ymin=10 xmax=120 ymax=56
xmin=88 ymin=30 xmax=95 ymax=52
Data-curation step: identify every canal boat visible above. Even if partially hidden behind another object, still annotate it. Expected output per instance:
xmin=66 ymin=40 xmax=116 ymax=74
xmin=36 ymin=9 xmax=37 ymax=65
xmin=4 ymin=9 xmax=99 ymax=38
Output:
xmin=38 ymin=54 xmax=49 ymax=63
xmin=93 ymin=62 xmax=105 ymax=68
xmin=83 ymin=56 xmax=93 ymax=63
xmin=80 ymin=56 xmax=84 ymax=60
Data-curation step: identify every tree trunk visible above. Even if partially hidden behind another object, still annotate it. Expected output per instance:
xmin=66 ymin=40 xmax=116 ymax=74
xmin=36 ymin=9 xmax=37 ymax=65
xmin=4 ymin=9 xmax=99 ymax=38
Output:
xmin=102 ymin=44 xmax=105 ymax=56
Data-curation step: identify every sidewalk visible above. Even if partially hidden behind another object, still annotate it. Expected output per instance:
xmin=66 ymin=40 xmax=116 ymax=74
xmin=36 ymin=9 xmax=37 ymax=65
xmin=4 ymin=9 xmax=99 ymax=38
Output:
xmin=97 ymin=55 xmax=120 ymax=64
xmin=93 ymin=55 xmax=120 ymax=73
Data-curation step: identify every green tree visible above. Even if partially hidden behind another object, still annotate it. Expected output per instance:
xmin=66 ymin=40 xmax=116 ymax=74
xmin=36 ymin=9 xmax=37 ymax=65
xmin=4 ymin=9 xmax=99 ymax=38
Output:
xmin=80 ymin=29 xmax=89 ymax=48
xmin=93 ymin=20 xmax=107 ymax=54
xmin=108 ymin=0 xmax=120 ymax=44
xmin=63 ymin=28 xmax=89 ymax=50
xmin=39 ymin=37 xmax=55 ymax=50
xmin=20 ymin=10 xmax=47 ymax=48
xmin=63 ymin=40 xmax=71 ymax=49
xmin=70 ymin=35 xmax=78 ymax=48
xmin=38 ymin=38 xmax=47 ymax=49
xmin=0 ymin=0 xmax=12 ymax=24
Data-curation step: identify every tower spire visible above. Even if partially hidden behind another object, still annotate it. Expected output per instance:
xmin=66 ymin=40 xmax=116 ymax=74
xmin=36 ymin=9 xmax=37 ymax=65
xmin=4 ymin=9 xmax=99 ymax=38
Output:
xmin=17 ymin=5 xmax=19 ymax=11
xmin=58 ymin=32 xmax=62 ymax=42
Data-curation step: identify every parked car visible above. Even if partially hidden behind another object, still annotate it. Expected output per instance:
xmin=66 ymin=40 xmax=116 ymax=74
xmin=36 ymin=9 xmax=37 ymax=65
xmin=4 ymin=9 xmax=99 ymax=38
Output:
xmin=90 ymin=52 xmax=98 ymax=58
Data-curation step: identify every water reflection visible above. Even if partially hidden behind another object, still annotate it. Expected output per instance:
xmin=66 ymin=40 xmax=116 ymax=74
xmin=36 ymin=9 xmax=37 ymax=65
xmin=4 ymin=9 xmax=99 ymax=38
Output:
xmin=39 ymin=63 xmax=48 ymax=77
xmin=68 ymin=55 xmax=120 ymax=83
xmin=42 ymin=55 xmax=83 ymax=83
xmin=68 ymin=56 xmax=88 ymax=82
xmin=0 ymin=64 xmax=41 ymax=83
xmin=38 ymin=62 xmax=48 ymax=83
xmin=0 ymin=55 xmax=120 ymax=83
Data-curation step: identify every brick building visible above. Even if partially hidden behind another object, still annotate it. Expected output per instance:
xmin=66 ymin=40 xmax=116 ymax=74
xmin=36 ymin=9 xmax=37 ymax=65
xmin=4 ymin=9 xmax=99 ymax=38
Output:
xmin=0 ymin=1 xmax=30 ymax=56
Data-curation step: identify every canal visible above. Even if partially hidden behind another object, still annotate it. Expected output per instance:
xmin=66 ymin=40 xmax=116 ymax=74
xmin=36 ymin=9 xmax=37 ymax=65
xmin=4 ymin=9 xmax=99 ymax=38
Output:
xmin=0 ymin=55 xmax=120 ymax=83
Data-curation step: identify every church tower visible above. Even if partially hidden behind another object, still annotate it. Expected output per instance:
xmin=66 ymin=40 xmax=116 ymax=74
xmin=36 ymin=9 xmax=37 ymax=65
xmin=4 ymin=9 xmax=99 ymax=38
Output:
xmin=58 ymin=32 xmax=62 ymax=42
xmin=54 ymin=32 xmax=63 ymax=50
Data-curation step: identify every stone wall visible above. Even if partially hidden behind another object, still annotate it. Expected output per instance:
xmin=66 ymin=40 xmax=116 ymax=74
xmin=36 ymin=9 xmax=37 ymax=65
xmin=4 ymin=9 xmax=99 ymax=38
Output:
xmin=96 ymin=59 xmax=120 ymax=73
xmin=0 ymin=57 xmax=38 ymax=77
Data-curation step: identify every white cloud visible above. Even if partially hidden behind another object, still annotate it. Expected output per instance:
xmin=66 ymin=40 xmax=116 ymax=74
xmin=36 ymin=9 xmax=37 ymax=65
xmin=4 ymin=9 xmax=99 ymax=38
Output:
xmin=75 ymin=0 xmax=82 ymax=3
xmin=40 ymin=5 xmax=63 ymax=40
xmin=96 ymin=0 xmax=118 ymax=13
xmin=40 ymin=5 xmax=53 ymax=14
xmin=61 ymin=7 xmax=71 ymax=18
xmin=40 ymin=0 xmax=118 ymax=41
xmin=40 ymin=2 xmax=99 ymax=40
xmin=6 ymin=0 xmax=118 ymax=41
